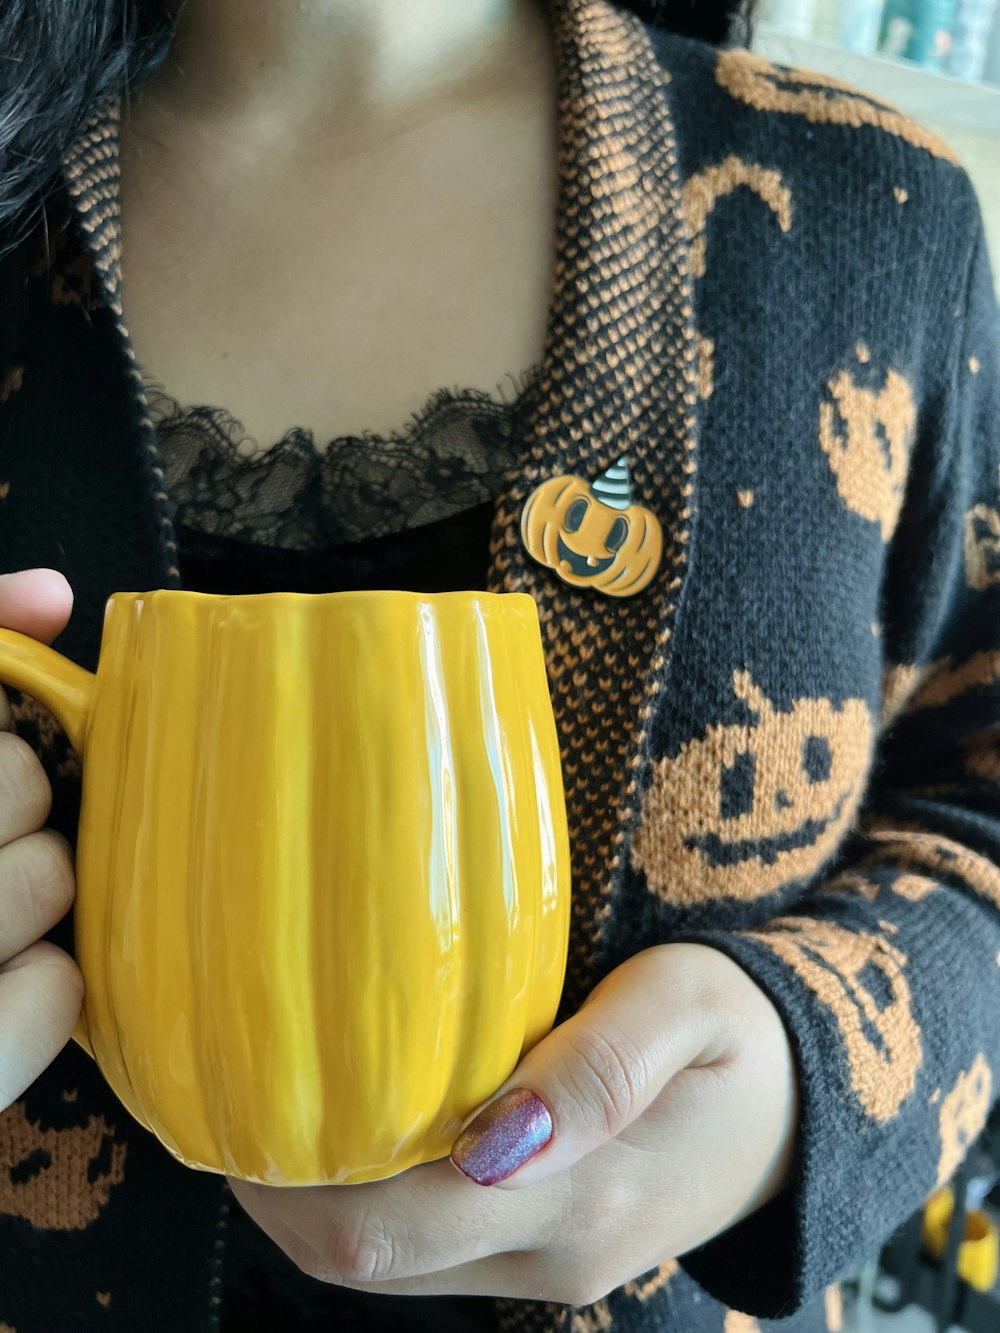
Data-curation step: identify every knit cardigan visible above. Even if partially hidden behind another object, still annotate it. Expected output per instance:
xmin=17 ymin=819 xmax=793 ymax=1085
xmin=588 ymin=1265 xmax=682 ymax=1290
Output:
xmin=1 ymin=2 xmax=999 ymax=1331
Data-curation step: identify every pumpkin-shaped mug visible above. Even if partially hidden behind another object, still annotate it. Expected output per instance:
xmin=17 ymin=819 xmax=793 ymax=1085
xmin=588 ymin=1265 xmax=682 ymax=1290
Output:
xmin=0 ymin=590 xmax=571 ymax=1185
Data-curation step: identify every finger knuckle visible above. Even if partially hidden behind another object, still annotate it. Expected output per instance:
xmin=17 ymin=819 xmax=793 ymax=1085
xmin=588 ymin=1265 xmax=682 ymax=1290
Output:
xmin=36 ymin=830 xmax=75 ymax=907
xmin=563 ymin=1023 xmax=644 ymax=1136
xmin=574 ymin=1281 xmax=616 ymax=1308
xmin=284 ymin=1236 xmax=342 ymax=1286
xmin=9 ymin=940 xmax=85 ymax=1020
xmin=331 ymin=1207 xmax=412 ymax=1284
xmin=17 ymin=831 xmax=76 ymax=919
xmin=30 ymin=938 xmax=84 ymax=992
xmin=548 ymin=1262 xmax=615 ymax=1308
xmin=0 ymin=733 xmax=51 ymax=830
xmin=61 ymin=951 xmax=85 ymax=1004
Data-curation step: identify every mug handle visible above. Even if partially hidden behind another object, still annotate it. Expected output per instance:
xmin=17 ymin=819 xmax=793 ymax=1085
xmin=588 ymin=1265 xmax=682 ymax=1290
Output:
xmin=0 ymin=628 xmax=98 ymax=1056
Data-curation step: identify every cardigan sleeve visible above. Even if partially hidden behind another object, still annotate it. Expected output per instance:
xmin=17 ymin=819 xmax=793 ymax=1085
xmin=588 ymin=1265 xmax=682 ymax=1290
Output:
xmin=675 ymin=212 xmax=1000 ymax=1317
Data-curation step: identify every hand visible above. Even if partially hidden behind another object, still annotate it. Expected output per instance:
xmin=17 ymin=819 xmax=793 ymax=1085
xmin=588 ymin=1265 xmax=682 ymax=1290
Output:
xmin=0 ymin=569 xmax=82 ymax=1111
xmin=229 ymin=942 xmax=800 ymax=1306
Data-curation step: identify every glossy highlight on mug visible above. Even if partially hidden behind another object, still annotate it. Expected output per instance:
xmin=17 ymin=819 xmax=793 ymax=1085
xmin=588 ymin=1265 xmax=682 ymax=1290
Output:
xmin=450 ymin=1087 xmax=554 ymax=1185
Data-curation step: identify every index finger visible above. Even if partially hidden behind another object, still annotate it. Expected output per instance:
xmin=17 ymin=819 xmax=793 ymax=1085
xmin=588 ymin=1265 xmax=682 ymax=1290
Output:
xmin=0 ymin=940 xmax=83 ymax=1108
xmin=0 ymin=570 xmax=74 ymax=644
xmin=227 ymin=1151 xmax=562 ymax=1287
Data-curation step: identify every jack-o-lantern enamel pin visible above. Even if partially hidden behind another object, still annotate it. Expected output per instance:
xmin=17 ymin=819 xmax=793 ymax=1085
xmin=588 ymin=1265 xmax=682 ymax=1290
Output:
xmin=520 ymin=456 xmax=663 ymax=597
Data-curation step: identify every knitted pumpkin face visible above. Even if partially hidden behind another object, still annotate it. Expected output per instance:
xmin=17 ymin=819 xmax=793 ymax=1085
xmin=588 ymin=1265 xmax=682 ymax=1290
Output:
xmin=0 ymin=1103 xmax=126 ymax=1229
xmin=965 ymin=503 xmax=1000 ymax=591
xmin=755 ymin=920 xmax=921 ymax=1123
xmin=632 ymin=672 xmax=874 ymax=905
xmin=520 ymin=474 xmax=662 ymax=597
xmin=938 ymin=1055 xmax=994 ymax=1186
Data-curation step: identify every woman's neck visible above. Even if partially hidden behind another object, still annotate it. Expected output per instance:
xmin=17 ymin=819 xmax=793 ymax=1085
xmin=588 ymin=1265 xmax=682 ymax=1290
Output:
xmin=152 ymin=0 xmax=550 ymax=146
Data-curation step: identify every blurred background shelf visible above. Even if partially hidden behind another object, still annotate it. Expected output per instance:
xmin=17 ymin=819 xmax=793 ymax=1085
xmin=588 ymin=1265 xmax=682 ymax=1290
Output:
xmin=754 ymin=0 xmax=1000 ymax=82
xmin=751 ymin=26 xmax=1000 ymax=283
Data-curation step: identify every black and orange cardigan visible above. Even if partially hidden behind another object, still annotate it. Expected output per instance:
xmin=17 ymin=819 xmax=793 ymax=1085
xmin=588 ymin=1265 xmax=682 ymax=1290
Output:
xmin=1 ymin=2 xmax=999 ymax=1331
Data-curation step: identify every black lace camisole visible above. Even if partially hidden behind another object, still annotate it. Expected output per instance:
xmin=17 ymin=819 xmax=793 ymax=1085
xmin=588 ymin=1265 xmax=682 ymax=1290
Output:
xmin=146 ymin=367 xmax=540 ymax=595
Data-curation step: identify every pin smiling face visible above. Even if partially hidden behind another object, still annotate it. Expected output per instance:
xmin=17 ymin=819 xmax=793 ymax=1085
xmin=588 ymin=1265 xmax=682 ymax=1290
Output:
xmin=520 ymin=469 xmax=663 ymax=597
xmin=556 ymin=492 xmax=629 ymax=577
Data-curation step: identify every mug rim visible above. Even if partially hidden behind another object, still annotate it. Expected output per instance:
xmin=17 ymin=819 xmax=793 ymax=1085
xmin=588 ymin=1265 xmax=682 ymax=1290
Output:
xmin=107 ymin=589 xmax=538 ymax=608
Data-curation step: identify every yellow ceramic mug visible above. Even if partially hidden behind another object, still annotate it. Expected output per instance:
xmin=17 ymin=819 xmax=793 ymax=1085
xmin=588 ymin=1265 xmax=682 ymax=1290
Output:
xmin=0 ymin=590 xmax=571 ymax=1186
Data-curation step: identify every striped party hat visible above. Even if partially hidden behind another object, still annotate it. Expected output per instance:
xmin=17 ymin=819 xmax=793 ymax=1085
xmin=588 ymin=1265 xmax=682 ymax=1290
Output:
xmin=589 ymin=456 xmax=632 ymax=510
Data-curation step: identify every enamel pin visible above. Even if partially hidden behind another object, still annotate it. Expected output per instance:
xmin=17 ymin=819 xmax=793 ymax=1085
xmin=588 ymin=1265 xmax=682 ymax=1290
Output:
xmin=520 ymin=456 xmax=664 ymax=598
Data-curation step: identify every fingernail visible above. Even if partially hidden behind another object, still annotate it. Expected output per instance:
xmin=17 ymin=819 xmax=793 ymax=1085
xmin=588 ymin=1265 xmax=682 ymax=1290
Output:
xmin=450 ymin=1087 xmax=553 ymax=1186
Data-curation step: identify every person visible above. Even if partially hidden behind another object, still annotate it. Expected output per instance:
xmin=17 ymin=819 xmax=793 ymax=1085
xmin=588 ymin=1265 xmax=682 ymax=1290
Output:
xmin=1 ymin=0 xmax=998 ymax=1329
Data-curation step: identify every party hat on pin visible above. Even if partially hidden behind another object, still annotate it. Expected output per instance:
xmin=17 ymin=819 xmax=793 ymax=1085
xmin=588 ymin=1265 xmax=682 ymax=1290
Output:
xmin=589 ymin=456 xmax=632 ymax=510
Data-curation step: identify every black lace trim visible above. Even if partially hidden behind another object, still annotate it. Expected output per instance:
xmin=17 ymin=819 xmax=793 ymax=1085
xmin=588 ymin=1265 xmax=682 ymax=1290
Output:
xmin=144 ymin=367 xmax=540 ymax=551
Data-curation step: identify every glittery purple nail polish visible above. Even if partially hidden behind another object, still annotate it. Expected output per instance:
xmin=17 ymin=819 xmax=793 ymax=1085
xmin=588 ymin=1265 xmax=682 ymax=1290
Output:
xmin=450 ymin=1087 xmax=553 ymax=1185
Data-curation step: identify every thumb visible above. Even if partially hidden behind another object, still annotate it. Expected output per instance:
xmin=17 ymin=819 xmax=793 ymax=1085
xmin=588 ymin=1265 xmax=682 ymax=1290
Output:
xmin=0 ymin=569 xmax=74 ymax=644
xmin=448 ymin=944 xmax=724 ymax=1189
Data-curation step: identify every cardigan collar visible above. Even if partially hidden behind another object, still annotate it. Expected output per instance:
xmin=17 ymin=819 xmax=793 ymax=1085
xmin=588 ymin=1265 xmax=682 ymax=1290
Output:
xmin=56 ymin=0 xmax=698 ymax=1011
